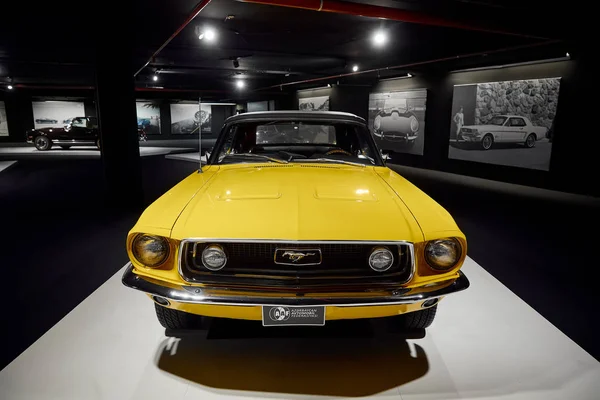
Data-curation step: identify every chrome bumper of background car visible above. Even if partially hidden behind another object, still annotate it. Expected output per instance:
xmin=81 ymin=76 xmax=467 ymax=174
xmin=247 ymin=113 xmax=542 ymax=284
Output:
xmin=122 ymin=263 xmax=469 ymax=307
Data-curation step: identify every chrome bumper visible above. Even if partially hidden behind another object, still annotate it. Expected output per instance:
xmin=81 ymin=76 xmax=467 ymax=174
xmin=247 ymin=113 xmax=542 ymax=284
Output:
xmin=121 ymin=263 xmax=469 ymax=307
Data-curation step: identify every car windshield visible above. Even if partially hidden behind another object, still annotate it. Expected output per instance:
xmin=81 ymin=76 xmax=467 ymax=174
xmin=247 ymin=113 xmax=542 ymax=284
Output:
xmin=489 ymin=116 xmax=508 ymax=126
xmin=214 ymin=120 xmax=383 ymax=166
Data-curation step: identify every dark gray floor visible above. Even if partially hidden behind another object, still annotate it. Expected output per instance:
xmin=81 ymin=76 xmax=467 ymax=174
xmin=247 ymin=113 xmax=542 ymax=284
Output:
xmin=1 ymin=157 xmax=598 ymax=370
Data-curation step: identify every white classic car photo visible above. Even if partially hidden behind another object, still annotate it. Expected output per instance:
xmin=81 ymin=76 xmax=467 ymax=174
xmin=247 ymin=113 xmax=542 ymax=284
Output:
xmin=459 ymin=115 xmax=548 ymax=150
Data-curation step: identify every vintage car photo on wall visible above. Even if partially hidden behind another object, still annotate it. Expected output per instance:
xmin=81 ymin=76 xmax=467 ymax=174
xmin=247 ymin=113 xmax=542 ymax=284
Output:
xmin=122 ymin=111 xmax=469 ymax=331
xmin=299 ymin=95 xmax=330 ymax=111
xmin=170 ymin=103 xmax=212 ymax=134
xmin=448 ymin=78 xmax=561 ymax=171
xmin=367 ymin=89 xmax=427 ymax=156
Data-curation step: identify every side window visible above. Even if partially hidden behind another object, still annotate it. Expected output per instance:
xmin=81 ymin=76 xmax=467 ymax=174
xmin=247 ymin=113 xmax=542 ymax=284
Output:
xmin=510 ymin=118 xmax=525 ymax=127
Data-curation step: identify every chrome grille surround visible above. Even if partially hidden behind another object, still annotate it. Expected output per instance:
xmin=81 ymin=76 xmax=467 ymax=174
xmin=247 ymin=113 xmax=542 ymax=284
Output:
xmin=178 ymin=238 xmax=415 ymax=288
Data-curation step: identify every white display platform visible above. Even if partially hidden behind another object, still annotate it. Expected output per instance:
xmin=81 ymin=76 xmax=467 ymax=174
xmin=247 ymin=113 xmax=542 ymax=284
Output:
xmin=1 ymin=258 xmax=598 ymax=400
xmin=0 ymin=160 xmax=17 ymax=173
xmin=0 ymin=146 xmax=192 ymax=158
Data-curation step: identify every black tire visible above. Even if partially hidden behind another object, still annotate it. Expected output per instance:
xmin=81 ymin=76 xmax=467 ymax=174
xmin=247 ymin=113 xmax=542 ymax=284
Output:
xmin=394 ymin=305 xmax=437 ymax=329
xmin=60 ymin=146 xmax=71 ymax=150
xmin=154 ymin=303 xmax=205 ymax=329
xmin=34 ymin=136 xmax=52 ymax=151
xmin=481 ymin=134 xmax=494 ymax=150
xmin=525 ymin=133 xmax=536 ymax=148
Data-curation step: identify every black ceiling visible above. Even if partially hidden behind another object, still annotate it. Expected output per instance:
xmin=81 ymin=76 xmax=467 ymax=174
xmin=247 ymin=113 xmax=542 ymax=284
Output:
xmin=0 ymin=0 xmax=584 ymax=99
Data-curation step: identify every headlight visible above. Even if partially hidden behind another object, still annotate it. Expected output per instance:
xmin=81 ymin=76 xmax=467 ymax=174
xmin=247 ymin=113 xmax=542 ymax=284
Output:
xmin=374 ymin=115 xmax=381 ymax=130
xmin=132 ymin=234 xmax=169 ymax=267
xmin=368 ymin=247 xmax=394 ymax=272
xmin=425 ymin=238 xmax=461 ymax=270
xmin=201 ymin=245 xmax=227 ymax=271
xmin=409 ymin=115 xmax=419 ymax=133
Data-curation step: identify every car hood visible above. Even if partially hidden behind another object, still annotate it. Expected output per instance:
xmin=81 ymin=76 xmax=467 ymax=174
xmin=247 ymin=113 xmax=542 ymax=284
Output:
xmin=169 ymin=164 xmax=423 ymax=242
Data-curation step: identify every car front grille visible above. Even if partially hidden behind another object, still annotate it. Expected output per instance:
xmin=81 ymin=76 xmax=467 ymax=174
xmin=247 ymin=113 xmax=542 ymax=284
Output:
xmin=179 ymin=240 xmax=413 ymax=289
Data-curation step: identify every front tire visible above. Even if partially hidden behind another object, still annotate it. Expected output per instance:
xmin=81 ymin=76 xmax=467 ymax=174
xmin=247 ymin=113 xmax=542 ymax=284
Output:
xmin=525 ymin=133 xmax=536 ymax=148
xmin=393 ymin=305 xmax=438 ymax=329
xmin=34 ymin=136 xmax=52 ymax=151
xmin=481 ymin=134 xmax=494 ymax=150
xmin=154 ymin=303 xmax=205 ymax=329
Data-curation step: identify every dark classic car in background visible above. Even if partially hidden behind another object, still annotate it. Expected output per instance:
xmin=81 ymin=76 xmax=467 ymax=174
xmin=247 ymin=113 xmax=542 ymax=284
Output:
xmin=27 ymin=116 xmax=147 ymax=150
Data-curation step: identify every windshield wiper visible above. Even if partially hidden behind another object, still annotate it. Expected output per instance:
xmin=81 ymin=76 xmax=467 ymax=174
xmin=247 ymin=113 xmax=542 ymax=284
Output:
xmin=301 ymin=158 xmax=366 ymax=167
xmin=222 ymin=153 xmax=289 ymax=164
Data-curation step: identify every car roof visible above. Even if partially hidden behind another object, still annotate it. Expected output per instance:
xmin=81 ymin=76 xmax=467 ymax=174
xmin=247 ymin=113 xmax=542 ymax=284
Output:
xmin=225 ymin=111 xmax=366 ymax=124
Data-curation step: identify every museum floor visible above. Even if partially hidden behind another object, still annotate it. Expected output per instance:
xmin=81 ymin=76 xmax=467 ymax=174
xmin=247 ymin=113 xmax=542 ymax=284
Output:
xmin=2 ymin=258 xmax=599 ymax=400
xmin=1 ymin=155 xmax=599 ymax=398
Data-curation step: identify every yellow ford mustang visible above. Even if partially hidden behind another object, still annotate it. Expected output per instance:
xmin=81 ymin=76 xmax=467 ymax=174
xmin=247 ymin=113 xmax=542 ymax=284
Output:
xmin=122 ymin=111 xmax=469 ymax=329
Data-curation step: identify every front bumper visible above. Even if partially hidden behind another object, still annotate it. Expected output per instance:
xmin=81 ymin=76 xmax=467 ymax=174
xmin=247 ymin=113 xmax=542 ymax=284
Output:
xmin=122 ymin=263 xmax=469 ymax=308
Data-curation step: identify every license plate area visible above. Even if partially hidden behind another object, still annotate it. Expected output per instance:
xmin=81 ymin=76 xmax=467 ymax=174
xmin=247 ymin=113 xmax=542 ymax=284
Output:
xmin=262 ymin=306 xmax=326 ymax=326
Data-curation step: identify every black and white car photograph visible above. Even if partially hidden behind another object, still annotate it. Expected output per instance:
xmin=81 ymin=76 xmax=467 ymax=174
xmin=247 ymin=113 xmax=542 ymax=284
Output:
xmin=448 ymin=78 xmax=561 ymax=171
xmin=367 ymin=89 xmax=427 ymax=155
xmin=298 ymin=95 xmax=329 ymax=111
xmin=170 ymin=103 xmax=212 ymax=134
xmin=31 ymin=100 xmax=85 ymax=129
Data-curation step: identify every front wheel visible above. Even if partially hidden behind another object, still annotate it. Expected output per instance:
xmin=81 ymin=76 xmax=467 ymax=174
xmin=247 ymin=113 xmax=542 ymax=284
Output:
xmin=525 ymin=133 xmax=536 ymax=148
xmin=481 ymin=134 xmax=494 ymax=150
xmin=34 ymin=136 xmax=52 ymax=151
xmin=393 ymin=305 xmax=437 ymax=329
xmin=154 ymin=303 xmax=206 ymax=330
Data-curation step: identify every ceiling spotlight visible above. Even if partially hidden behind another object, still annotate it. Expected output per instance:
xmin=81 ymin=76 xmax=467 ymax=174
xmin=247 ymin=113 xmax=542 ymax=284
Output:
xmin=373 ymin=30 xmax=388 ymax=46
xmin=232 ymin=58 xmax=240 ymax=68
xmin=7 ymin=85 xmax=13 ymax=90
xmin=352 ymin=64 xmax=359 ymax=72
xmin=236 ymin=80 xmax=245 ymax=89
xmin=327 ymin=83 xmax=331 ymax=88
xmin=152 ymin=75 xmax=158 ymax=82
xmin=566 ymin=52 xmax=570 ymax=57
xmin=407 ymin=73 xmax=413 ymax=77
xmin=204 ymin=28 xmax=216 ymax=41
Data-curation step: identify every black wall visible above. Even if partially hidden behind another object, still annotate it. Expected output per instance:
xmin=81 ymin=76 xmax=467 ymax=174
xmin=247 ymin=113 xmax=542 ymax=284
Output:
xmin=294 ymin=59 xmax=598 ymax=197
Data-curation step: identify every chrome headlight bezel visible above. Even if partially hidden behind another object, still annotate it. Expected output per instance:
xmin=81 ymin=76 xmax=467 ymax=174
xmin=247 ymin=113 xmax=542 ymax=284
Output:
xmin=424 ymin=238 xmax=462 ymax=271
xmin=132 ymin=234 xmax=170 ymax=268
xmin=368 ymin=246 xmax=395 ymax=272
xmin=201 ymin=244 xmax=228 ymax=271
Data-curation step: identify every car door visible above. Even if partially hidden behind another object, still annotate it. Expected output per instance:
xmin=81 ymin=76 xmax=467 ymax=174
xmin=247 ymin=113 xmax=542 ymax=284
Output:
xmin=506 ymin=117 xmax=526 ymax=143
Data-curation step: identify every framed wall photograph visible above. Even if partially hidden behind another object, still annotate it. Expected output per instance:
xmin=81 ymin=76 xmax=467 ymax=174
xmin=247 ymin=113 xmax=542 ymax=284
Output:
xmin=367 ymin=89 xmax=427 ymax=156
xmin=136 ymin=101 xmax=161 ymax=135
xmin=0 ymin=101 xmax=8 ymax=136
xmin=170 ymin=103 xmax=212 ymax=134
xmin=31 ymin=101 xmax=85 ymax=129
xmin=448 ymin=78 xmax=561 ymax=171
xmin=299 ymin=96 xmax=329 ymax=111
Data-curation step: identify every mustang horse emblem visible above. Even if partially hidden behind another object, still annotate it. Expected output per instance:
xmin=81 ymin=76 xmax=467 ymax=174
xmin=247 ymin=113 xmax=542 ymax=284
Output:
xmin=282 ymin=251 xmax=316 ymax=263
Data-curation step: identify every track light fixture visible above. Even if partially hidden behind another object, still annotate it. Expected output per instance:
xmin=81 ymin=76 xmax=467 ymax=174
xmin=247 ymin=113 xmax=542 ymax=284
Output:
xmin=372 ymin=30 xmax=388 ymax=47
xmin=352 ymin=64 xmax=359 ymax=72
xmin=236 ymin=80 xmax=245 ymax=89
xmin=153 ymin=75 xmax=158 ymax=82
xmin=199 ymin=27 xmax=216 ymax=42
xmin=7 ymin=85 xmax=13 ymax=90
